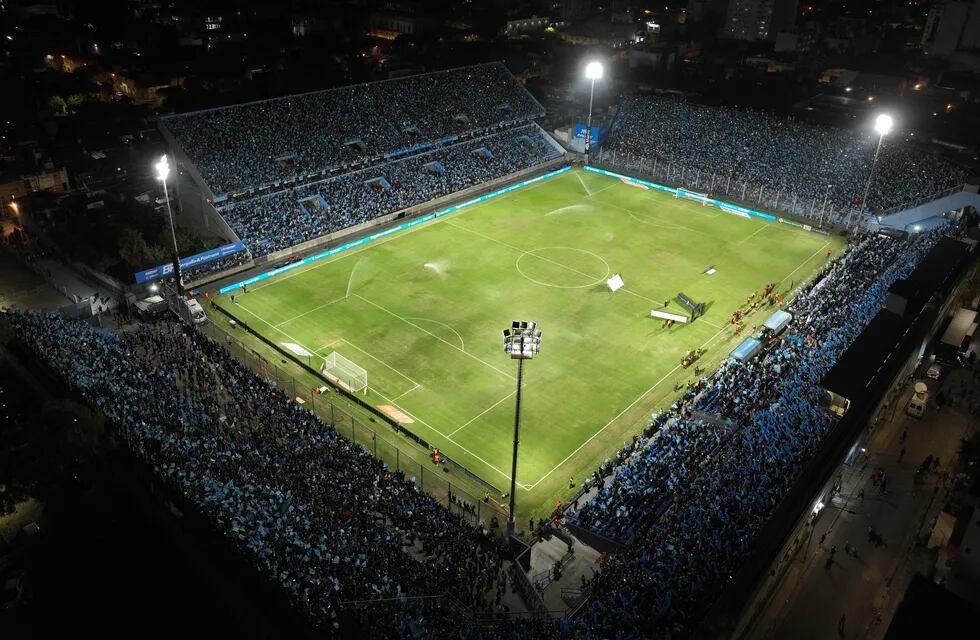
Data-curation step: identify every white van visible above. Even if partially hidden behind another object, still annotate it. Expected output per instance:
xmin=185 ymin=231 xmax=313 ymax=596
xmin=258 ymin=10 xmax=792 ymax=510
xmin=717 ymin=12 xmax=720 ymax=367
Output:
xmin=183 ymin=298 xmax=207 ymax=324
xmin=906 ymin=382 xmax=928 ymax=418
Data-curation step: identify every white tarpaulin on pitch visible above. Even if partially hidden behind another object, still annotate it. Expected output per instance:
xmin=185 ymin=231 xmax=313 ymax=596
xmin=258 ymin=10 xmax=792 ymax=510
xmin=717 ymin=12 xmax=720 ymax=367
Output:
xmin=282 ymin=343 xmax=313 ymax=357
xmin=607 ymin=274 xmax=625 ymax=292
xmin=650 ymin=309 xmax=689 ymax=323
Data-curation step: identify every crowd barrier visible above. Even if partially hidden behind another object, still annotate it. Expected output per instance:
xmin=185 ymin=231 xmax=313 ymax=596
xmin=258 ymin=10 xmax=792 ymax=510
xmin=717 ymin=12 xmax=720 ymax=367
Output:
xmin=583 ymin=165 xmax=832 ymax=237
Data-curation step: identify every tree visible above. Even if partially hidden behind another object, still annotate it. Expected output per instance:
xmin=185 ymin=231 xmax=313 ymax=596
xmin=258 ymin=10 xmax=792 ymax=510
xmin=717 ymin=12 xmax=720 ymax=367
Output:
xmin=66 ymin=93 xmax=87 ymax=111
xmin=49 ymin=95 xmax=67 ymax=115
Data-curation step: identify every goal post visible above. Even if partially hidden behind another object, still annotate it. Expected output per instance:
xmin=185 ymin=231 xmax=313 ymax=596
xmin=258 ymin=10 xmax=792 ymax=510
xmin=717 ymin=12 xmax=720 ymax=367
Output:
xmin=321 ymin=351 xmax=368 ymax=394
xmin=675 ymin=188 xmax=711 ymax=206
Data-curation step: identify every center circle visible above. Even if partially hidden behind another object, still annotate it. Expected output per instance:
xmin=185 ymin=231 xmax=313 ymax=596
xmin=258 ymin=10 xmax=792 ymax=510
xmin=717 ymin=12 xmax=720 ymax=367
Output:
xmin=515 ymin=246 xmax=611 ymax=289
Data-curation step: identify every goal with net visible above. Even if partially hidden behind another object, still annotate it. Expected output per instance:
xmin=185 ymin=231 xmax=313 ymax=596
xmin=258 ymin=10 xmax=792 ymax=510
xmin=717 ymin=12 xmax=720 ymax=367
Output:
xmin=675 ymin=188 xmax=711 ymax=206
xmin=320 ymin=351 xmax=368 ymax=394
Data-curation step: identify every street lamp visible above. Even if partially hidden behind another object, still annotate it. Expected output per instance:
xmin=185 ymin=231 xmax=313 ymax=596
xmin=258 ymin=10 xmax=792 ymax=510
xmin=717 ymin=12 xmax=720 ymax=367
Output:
xmin=155 ymin=154 xmax=183 ymax=294
xmin=502 ymin=320 xmax=542 ymax=537
xmin=584 ymin=61 xmax=603 ymax=163
xmin=855 ymin=114 xmax=893 ymax=230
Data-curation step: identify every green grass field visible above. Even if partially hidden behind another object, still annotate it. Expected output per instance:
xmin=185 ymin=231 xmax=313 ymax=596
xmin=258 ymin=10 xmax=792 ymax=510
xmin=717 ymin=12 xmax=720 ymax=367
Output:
xmin=215 ymin=167 xmax=843 ymax=520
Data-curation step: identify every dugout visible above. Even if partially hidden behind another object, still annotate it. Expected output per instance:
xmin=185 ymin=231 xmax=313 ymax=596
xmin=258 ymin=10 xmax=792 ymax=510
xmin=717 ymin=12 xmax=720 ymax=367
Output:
xmin=762 ymin=309 xmax=792 ymax=335
xmin=730 ymin=337 xmax=762 ymax=362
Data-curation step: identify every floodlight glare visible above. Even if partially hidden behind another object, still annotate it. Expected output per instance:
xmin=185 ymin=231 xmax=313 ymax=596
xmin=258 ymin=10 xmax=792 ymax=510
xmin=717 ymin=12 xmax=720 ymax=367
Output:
xmin=874 ymin=113 xmax=893 ymax=136
xmin=155 ymin=154 xmax=170 ymax=181
xmin=585 ymin=61 xmax=603 ymax=80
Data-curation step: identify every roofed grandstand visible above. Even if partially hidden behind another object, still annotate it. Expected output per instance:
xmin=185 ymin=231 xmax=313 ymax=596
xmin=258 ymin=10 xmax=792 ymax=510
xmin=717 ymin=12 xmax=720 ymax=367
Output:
xmin=161 ymin=62 xmax=546 ymax=198
xmin=160 ymin=63 xmax=560 ymax=260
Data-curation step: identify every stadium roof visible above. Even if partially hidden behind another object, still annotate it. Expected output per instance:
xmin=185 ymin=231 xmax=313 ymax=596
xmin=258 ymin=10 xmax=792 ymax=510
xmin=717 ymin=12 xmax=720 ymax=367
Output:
xmin=824 ymin=236 xmax=972 ymax=402
xmin=821 ymin=309 xmax=908 ymax=403
xmin=887 ymin=237 xmax=971 ymax=315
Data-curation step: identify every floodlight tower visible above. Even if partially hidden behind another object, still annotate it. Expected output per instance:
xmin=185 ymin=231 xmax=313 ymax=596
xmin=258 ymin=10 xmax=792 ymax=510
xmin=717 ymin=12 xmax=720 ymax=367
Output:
xmin=584 ymin=61 xmax=603 ymax=163
xmin=155 ymin=154 xmax=183 ymax=294
xmin=502 ymin=320 xmax=542 ymax=537
xmin=855 ymin=114 xmax=893 ymax=230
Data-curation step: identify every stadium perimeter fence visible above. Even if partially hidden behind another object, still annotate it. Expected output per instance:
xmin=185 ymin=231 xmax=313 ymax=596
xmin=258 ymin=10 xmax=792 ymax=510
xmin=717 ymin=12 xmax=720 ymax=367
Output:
xmin=198 ymin=314 xmax=513 ymax=538
xmin=594 ymin=149 xmax=858 ymax=231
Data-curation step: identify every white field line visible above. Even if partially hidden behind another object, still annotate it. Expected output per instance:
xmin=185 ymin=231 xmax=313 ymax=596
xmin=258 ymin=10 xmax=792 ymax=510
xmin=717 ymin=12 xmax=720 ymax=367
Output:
xmin=246 ymin=169 xmax=579 ymax=294
xmin=448 ymin=390 xmax=516 ymax=438
xmin=527 ymin=322 xmax=731 ymax=490
xmin=527 ymin=238 xmax=835 ymax=490
xmin=447 ymin=220 xmax=669 ymax=307
xmin=273 ymin=294 xmax=348 ymax=327
xmin=599 ymin=199 xmax=708 ymax=235
xmin=393 ymin=404 xmax=529 ymax=489
xmin=584 ymin=182 xmax=618 ymax=198
xmin=403 ymin=316 xmax=465 ymax=351
xmin=574 ymin=170 xmax=592 ymax=196
xmin=352 ymin=293 xmax=516 ymax=382
xmin=391 ymin=383 xmax=421 ymax=401
xmin=735 ymin=223 xmax=770 ymax=246
xmin=235 ymin=299 xmax=522 ymax=485
xmin=446 ymin=221 xmax=607 ymax=284
xmin=780 ymin=241 xmax=831 ymax=285
xmin=315 ymin=336 xmax=422 ymax=389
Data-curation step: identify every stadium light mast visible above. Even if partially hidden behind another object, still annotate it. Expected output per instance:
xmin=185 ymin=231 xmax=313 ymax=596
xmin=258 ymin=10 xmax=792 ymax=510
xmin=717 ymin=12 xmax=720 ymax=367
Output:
xmin=584 ymin=61 xmax=603 ymax=163
xmin=502 ymin=321 xmax=542 ymax=537
xmin=155 ymin=154 xmax=183 ymax=294
xmin=856 ymin=113 xmax=893 ymax=230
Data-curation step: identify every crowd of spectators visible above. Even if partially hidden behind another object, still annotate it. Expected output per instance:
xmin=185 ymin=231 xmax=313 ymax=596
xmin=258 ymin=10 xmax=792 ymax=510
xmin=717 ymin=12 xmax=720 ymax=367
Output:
xmin=180 ymin=248 xmax=253 ymax=284
xmin=598 ymin=96 xmax=966 ymax=224
xmin=572 ymin=226 xmax=946 ymax=637
xmin=7 ymin=223 xmax=950 ymax=638
xmin=222 ymin=125 xmax=560 ymax=256
xmin=6 ymin=313 xmax=516 ymax=637
xmin=163 ymin=63 xmax=544 ymax=196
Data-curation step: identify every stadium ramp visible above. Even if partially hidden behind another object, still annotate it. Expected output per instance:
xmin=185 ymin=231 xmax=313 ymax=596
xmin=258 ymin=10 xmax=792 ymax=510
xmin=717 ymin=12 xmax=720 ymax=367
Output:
xmin=873 ymin=182 xmax=980 ymax=232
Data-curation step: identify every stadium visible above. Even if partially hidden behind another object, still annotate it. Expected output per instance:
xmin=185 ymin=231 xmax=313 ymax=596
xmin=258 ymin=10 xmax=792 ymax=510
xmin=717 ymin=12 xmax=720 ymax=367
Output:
xmin=6 ymin=60 xmax=978 ymax=639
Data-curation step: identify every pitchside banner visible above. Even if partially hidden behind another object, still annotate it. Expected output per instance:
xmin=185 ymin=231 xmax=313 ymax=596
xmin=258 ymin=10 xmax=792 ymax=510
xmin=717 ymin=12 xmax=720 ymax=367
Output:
xmin=135 ymin=240 xmax=246 ymax=284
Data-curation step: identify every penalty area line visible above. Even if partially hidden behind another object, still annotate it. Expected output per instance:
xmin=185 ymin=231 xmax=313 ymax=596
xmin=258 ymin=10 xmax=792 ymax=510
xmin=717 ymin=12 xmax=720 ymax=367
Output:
xmin=227 ymin=301 xmax=521 ymax=487
xmin=447 ymin=389 xmax=516 ymax=438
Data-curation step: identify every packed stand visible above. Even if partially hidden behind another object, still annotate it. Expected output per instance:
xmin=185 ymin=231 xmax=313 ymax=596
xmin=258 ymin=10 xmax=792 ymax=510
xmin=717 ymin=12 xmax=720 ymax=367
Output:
xmin=6 ymin=313 xmax=515 ymax=638
xmin=572 ymin=227 xmax=946 ymax=637
xmin=222 ymin=125 xmax=560 ymax=256
xmin=180 ymin=248 xmax=253 ymax=284
xmin=599 ymin=95 xmax=966 ymax=222
xmin=163 ymin=63 xmax=544 ymax=196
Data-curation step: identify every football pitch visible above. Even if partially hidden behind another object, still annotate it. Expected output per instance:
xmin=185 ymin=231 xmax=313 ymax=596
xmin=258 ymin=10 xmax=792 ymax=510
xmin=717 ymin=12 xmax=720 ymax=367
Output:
xmin=215 ymin=167 xmax=843 ymax=518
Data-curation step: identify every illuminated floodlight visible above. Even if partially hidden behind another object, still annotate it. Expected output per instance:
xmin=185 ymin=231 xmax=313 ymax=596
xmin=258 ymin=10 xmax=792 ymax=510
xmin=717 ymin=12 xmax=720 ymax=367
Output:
xmin=874 ymin=113 xmax=894 ymax=136
xmin=585 ymin=61 xmax=603 ymax=80
xmin=150 ymin=283 xmax=159 ymax=292
xmin=155 ymin=154 xmax=170 ymax=181
xmin=503 ymin=320 xmax=542 ymax=360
